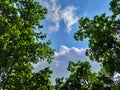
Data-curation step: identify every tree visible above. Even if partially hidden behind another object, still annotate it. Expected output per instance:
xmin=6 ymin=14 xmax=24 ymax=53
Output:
xmin=74 ymin=0 xmax=120 ymax=76
xmin=55 ymin=77 xmax=64 ymax=90
xmin=29 ymin=67 xmax=53 ymax=90
xmin=65 ymin=61 xmax=92 ymax=90
xmin=0 ymin=0 xmax=54 ymax=89
xmin=110 ymin=0 xmax=120 ymax=16
xmin=55 ymin=61 xmax=113 ymax=90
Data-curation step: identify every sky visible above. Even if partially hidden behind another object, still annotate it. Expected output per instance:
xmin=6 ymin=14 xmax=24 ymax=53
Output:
xmin=34 ymin=0 xmax=111 ymax=84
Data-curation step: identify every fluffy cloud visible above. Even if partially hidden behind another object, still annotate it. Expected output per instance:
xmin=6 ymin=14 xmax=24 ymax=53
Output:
xmin=61 ymin=6 xmax=79 ymax=32
xmin=43 ymin=0 xmax=79 ymax=33
xmin=33 ymin=45 xmax=100 ymax=72
xmin=43 ymin=0 xmax=61 ymax=32
xmin=54 ymin=45 xmax=88 ymax=67
xmin=54 ymin=45 xmax=100 ymax=72
xmin=33 ymin=45 xmax=100 ymax=84
xmin=55 ymin=45 xmax=87 ymax=60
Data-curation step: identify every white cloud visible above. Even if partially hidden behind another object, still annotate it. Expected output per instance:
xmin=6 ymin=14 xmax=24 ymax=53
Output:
xmin=32 ymin=61 xmax=49 ymax=72
xmin=61 ymin=6 xmax=79 ymax=32
xmin=55 ymin=45 xmax=69 ymax=56
xmin=54 ymin=45 xmax=100 ymax=72
xmin=33 ymin=45 xmax=100 ymax=72
xmin=43 ymin=0 xmax=61 ymax=32
xmin=32 ymin=45 xmax=100 ymax=84
xmin=43 ymin=0 xmax=79 ymax=33
xmin=54 ymin=45 xmax=88 ymax=66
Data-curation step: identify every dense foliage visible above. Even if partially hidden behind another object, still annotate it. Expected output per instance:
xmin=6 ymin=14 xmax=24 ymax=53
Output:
xmin=55 ymin=61 xmax=113 ymax=90
xmin=0 ymin=0 xmax=54 ymax=89
xmin=74 ymin=0 xmax=120 ymax=76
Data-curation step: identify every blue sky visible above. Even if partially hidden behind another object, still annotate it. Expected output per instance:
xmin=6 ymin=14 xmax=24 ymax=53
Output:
xmin=34 ymin=0 xmax=111 ymax=84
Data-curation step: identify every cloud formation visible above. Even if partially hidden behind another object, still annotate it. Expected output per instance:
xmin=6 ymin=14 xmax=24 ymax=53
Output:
xmin=33 ymin=45 xmax=100 ymax=72
xmin=33 ymin=45 xmax=100 ymax=84
xmin=43 ymin=0 xmax=79 ymax=33
xmin=55 ymin=45 xmax=87 ymax=60
xmin=44 ymin=0 xmax=61 ymax=32
xmin=54 ymin=45 xmax=88 ymax=67
xmin=54 ymin=45 xmax=100 ymax=72
xmin=61 ymin=6 xmax=79 ymax=32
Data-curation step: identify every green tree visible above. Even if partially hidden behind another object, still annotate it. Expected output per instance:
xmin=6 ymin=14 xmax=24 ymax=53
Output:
xmin=0 ymin=0 xmax=54 ymax=89
xmin=55 ymin=61 xmax=113 ymax=90
xmin=55 ymin=77 xmax=64 ymax=90
xmin=74 ymin=0 xmax=120 ymax=76
xmin=29 ymin=67 xmax=53 ymax=90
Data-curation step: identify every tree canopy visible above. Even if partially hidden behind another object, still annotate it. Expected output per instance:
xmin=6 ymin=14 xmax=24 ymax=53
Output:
xmin=0 ymin=0 xmax=54 ymax=89
xmin=55 ymin=61 xmax=113 ymax=90
xmin=74 ymin=0 xmax=120 ymax=76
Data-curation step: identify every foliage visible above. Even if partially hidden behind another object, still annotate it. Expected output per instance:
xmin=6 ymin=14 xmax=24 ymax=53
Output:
xmin=0 ymin=0 xmax=54 ymax=89
xmin=61 ymin=61 xmax=93 ymax=90
xmin=29 ymin=67 xmax=53 ymax=90
xmin=74 ymin=0 xmax=120 ymax=76
xmin=55 ymin=77 xmax=64 ymax=90
xmin=110 ymin=0 xmax=120 ymax=16
xmin=55 ymin=61 xmax=113 ymax=90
